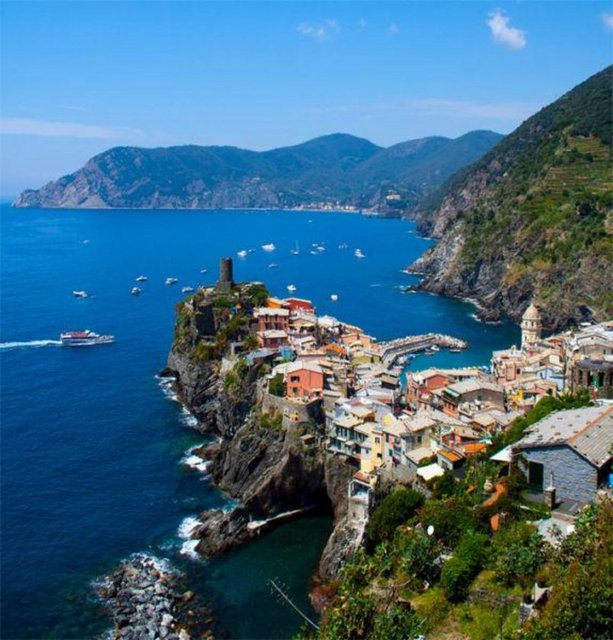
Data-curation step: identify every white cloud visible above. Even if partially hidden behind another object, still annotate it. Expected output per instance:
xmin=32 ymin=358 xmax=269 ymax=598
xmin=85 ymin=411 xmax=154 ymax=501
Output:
xmin=306 ymin=98 xmax=536 ymax=121
xmin=297 ymin=19 xmax=339 ymax=40
xmin=603 ymin=12 xmax=613 ymax=30
xmin=0 ymin=117 xmax=143 ymax=140
xmin=388 ymin=23 xmax=400 ymax=35
xmin=487 ymin=9 xmax=526 ymax=49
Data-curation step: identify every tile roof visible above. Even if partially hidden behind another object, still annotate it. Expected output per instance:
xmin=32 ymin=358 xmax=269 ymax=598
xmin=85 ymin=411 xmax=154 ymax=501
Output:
xmin=517 ymin=405 xmax=613 ymax=468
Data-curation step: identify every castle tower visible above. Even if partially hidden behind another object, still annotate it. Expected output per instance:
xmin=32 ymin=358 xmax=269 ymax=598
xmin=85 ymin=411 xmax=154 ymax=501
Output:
xmin=521 ymin=302 xmax=542 ymax=350
xmin=217 ymin=257 xmax=234 ymax=292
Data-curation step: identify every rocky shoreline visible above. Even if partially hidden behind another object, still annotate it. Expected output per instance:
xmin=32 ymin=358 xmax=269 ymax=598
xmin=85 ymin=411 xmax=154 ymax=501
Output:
xmin=94 ymin=554 xmax=205 ymax=640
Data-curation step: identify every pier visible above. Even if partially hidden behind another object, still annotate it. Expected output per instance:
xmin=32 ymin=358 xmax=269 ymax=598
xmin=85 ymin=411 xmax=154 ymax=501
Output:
xmin=378 ymin=333 xmax=468 ymax=366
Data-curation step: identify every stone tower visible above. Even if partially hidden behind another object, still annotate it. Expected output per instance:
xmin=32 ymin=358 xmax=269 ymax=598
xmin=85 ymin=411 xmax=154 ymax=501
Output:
xmin=217 ymin=257 xmax=234 ymax=292
xmin=521 ymin=302 xmax=542 ymax=350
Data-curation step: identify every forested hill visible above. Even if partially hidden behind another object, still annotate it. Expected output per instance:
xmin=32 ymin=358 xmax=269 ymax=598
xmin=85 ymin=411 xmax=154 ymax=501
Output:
xmin=12 ymin=131 xmax=501 ymax=211
xmin=410 ymin=65 xmax=612 ymax=330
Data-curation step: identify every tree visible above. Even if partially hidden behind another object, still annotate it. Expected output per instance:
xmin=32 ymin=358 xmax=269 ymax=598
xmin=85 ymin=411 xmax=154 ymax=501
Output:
xmin=492 ymin=522 xmax=547 ymax=589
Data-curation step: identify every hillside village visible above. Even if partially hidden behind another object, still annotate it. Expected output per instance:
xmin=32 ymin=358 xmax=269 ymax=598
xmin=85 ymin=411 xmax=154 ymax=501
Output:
xmin=174 ymin=258 xmax=612 ymax=639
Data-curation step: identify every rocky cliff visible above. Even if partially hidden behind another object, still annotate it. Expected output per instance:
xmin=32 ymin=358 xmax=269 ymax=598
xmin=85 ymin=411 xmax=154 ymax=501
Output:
xmin=163 ymin=284 xmax=360 ymax=580
xmin=13 ymin=131 xmax=502 ymax=212
xmin=408 ymin=66 xmax=612 ymax=330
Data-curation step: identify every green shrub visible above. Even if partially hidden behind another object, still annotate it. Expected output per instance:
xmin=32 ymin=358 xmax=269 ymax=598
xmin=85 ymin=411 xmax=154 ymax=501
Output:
xmin=418 ymin=497 xmax=475 ymax=548
xmin=366 ymin=486 xmax=424 ymax=545
xmin=440 ymin=531 xmax=489 ymax=602
xmin=268 ymin=373 xmax=285 ymax=397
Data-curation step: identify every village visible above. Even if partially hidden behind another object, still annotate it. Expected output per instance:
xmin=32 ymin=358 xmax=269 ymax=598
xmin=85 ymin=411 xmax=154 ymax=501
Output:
xmin=206 ymin=258 xmax=613 ymax=552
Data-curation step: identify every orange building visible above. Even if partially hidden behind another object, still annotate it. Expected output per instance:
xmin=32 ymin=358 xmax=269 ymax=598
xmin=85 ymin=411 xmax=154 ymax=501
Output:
xmin=284 ymin=361 xmax=325 ymax=400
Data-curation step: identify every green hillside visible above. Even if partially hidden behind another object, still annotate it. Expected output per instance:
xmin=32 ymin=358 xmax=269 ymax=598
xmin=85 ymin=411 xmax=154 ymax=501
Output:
xmin=13 ymin=131 xmax=502 ymax=211
xmin=411 ymin=65 xmax=612 ymax=329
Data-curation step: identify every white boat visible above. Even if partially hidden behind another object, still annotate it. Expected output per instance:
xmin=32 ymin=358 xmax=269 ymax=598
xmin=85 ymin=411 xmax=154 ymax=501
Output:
xmin=181 ymin=286 xmax=195 ymax=293
xmin=287 ymin=284 xmax=297 ymax=293
xmin=290 ymin=242 xmax=300 ymax=256
xmin=165 ymin=277 xmax=179 ymax=285
xmin=135 ymin=275 xmax=148 ymax=282
xmin=330 ymin=294 xmax=339 ymax=302
xmin=131 ymin=287 xmax=141 ymax=295
xmin=261 ymin=243 xmax=276 ymax=252
xmin=237 ymin=250 xmax=248 ymax=258
xmin=73 ymin=290 xmax=89 ymax=298
xmin=268 ymin=263 xmax=278 ymax=269
xmin=316 ymin=246 xmax=326 ymax=253
xmin=431 ymin=345 xmax=440 ymax=352
xmin=199 ymin=268 xmax=208 ymax=273
xmin=60 ymin=330 xmax=114 ymax=346
xmin=354 ymin=249 xmax=365 ymax=259
xmin=310 ymin=250 xmax=318 ymax=255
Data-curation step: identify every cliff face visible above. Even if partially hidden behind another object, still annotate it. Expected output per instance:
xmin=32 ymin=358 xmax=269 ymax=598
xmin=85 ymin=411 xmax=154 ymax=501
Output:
xmin=13 ymin=131 xmax=502 ymax=212
xmin=164 ymin=286 xmax=360 ymax=579
xmin=409 ymin=66 xmax=613 ymax=330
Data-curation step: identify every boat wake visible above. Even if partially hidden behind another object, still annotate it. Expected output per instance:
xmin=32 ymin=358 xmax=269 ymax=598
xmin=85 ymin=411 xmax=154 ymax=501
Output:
xmin=0 ymin=339 xmax=63 ymax=351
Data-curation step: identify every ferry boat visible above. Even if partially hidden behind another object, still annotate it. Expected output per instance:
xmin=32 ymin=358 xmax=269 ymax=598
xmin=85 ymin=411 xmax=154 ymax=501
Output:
xmin=131 ymin=287 xmax=141 ymax=295
xmin=60 ymin=330 xmax=115 ymax=346
xmin=72 ymin=290 xmax=89 ymax=298
xmin=165 ymin=277 xmax=179 ymax=285
xmin=135 ymin=275 xmax=148 ymax=282
xmin=261 ymin=243 xmax=276 ymax=252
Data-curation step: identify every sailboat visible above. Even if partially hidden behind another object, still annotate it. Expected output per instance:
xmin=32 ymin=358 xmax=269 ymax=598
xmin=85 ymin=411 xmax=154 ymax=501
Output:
xmin=290 ymin=241 xmax=300 ymax=256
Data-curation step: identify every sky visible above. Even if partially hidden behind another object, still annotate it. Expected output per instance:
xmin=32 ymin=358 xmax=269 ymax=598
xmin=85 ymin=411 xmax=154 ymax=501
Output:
xmin=0 ymin=1 xmax=611 ymax=196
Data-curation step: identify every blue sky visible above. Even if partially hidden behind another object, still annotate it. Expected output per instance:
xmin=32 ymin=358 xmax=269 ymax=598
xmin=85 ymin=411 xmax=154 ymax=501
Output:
xmin=1 ymin=1 xmax=611 ymax=195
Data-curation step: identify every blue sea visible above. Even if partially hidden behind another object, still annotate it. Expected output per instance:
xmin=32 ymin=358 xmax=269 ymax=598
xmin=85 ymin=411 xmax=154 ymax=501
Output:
xmin=0 ymin=205 xmax=519 ymax=639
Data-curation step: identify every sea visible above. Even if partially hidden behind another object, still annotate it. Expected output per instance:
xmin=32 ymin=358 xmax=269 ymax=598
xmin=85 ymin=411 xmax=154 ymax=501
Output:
xmin=0 ymin=204 xmax=519 ymax=639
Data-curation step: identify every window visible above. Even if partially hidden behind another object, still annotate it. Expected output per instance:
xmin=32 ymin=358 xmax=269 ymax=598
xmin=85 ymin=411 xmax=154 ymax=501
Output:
xmin=374 ymin=437 xmax=380 ymax=444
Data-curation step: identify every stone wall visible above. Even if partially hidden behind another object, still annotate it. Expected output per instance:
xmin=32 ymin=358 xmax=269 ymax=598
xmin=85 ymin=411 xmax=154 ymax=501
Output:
xmin=261 ymin=392 xmax=323 ymax=429
xmin=520 ymin=445 xmax=598 ymax=505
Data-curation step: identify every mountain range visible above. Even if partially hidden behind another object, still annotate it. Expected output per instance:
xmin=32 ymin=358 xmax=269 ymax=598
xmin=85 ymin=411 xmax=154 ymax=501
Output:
xmin=409 ymin=65 xmax=612 ymax=330
xmin=12 ymin=131 xmax=502 ymax=211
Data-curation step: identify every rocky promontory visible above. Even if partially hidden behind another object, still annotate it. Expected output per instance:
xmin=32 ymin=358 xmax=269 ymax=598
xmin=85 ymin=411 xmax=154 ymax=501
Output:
xmin=162 ymin=277 xmax=361 ymax=580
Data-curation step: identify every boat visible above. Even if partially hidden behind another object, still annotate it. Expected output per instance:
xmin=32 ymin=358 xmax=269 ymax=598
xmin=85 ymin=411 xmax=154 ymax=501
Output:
xmin=199 ymin=268 xmax=208 ymax=273
xmin=316 ymin=246 xmax=326 ymax=253
xmin=330 ymin=294 xmax=339 ymax=302
xmin=287 ymin=284 xmax=297 ymax=293
xmin=165 ymin=277 xmax=178 ymax=285
xmin=431 ymin=345 xmax=440 ymax=352
xmin=449 ymin=348 xmax=462 ymax=353
xmin=261 ymin=243 xmax=276 ymax=252
xmin=354 ymin=249 xmax=365 ymax=259
xmin=60 ymin=330 xmax=115 ymax=346
xmin=268 ymin=263 xmax=278 ymax=269
xmin=131 ymin=287 xmax=141 ymax=295
xmin=290 ymin=242 xmax=300 ymax=256
xmin=72 ymin=290 xmax=89 ymax=298
xmin=310 ymin=250 xmax=318 ymax=255
xmin=135 ymin=275 xmax=148 ymax=282
xmin=237 ymin=250 xmax=248 ymax=258
xmin=181 ymin=286 xmax=195 ymax=293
